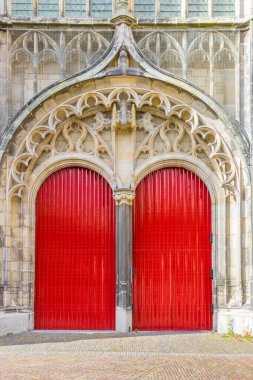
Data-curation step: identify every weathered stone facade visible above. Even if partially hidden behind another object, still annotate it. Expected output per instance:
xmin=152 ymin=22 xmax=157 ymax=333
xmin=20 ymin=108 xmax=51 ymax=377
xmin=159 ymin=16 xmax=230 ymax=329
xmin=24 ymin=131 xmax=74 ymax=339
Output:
xmin=0 ymin=0 xmax=253 ymax=335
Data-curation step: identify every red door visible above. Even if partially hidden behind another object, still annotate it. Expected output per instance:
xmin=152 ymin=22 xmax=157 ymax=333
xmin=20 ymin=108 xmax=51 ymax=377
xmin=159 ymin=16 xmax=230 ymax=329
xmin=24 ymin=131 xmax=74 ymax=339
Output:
xmin=35 ymin=167 xmax=115 ymax=330
xmin=133 ymin=168 xmax=212 ymax=330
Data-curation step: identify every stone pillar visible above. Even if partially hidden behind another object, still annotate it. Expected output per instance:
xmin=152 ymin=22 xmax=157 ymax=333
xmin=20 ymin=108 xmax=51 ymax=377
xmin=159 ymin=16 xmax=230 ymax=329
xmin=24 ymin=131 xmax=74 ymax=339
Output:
xmin=113 ymin=189 xmax=135 ymax=333
xmin=227 ymin=199 xmax=243 ymax=307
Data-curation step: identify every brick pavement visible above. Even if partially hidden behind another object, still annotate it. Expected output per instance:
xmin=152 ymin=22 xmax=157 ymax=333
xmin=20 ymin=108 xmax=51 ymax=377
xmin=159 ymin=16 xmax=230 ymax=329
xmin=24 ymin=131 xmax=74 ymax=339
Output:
xmin=0 ymin=332 xmax=252 ymax=379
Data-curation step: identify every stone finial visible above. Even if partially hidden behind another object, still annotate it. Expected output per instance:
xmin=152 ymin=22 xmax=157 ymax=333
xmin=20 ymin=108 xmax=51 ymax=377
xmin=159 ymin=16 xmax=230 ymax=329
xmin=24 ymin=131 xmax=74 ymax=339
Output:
xmin=113 ymin=189 xmax=135 ymax=206
xmin=111 ymin=0 xmax=136 ymax=26
xmin=118 ymin=0 xmax=128 ymax=11
xmin=118 ymin=48 xmax=129 ymax=74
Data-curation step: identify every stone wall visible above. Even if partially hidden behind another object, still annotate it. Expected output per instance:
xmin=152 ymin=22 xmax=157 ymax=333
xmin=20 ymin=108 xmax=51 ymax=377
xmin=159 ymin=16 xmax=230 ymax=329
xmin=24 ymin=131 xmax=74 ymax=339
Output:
xmin=0 ymin=20 xmax=251 ymax=135
xmin=0 ymin=8 xmax=252 ymax=334
xmin=0 ymin=69 xmax=251 ymax=332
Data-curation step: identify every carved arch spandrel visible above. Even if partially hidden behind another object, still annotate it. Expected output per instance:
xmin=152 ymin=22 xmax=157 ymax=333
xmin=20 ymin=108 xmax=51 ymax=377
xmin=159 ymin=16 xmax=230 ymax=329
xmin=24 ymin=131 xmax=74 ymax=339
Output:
xmin=8 ymin=87 xmax=238 ymax=200
xmin=9 ymin=112 xmax=114 ymax=199
xmin=134 ymin=106 xmax=237 ymax=198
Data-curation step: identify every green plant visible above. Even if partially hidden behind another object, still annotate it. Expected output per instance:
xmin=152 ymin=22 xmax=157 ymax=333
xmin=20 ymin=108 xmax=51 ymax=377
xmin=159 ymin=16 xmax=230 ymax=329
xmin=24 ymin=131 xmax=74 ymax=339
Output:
xmin=223 ymin=316 xmax=235 ymax=338
xmin=227 ymin=317 xmax=234 ymax=336
xmin=241 ymin=328 xmax=253 ymax=341
xmin=223 ymin=318 xmax=253 ymax=342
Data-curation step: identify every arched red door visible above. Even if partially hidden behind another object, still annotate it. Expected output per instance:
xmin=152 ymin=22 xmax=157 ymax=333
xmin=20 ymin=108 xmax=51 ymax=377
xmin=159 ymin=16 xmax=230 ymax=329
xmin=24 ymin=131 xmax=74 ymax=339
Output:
xmin=35 ymin=167 xmax=115 ymax=330
xmin=133 ymin=168 xmax=212 ymax=330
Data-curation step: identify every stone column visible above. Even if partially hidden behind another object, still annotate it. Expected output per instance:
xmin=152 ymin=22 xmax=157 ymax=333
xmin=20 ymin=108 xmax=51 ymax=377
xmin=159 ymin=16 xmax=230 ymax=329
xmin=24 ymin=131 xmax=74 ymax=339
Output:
xmin=0 ymin=1 xmax=6 ymax=16
xmin=113 ymin=189 xmax=135 ymax=333
xmin=227 ymin=199 xmax=243 ymax=307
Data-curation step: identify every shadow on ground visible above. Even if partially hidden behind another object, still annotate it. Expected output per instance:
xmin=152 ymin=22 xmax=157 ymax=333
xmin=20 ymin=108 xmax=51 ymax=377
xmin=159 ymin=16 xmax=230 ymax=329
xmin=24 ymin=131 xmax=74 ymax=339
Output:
xmin=0 ymin=330 xmax=208 ymax=346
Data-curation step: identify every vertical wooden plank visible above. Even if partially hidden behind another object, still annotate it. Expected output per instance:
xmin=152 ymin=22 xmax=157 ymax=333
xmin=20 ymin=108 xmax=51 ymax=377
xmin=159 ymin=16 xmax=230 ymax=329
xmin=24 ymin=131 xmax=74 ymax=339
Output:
xmin=35 ymin=167 xmax=115 ymax=330
xmin=133 ymin=168 xmax=212 ymax=330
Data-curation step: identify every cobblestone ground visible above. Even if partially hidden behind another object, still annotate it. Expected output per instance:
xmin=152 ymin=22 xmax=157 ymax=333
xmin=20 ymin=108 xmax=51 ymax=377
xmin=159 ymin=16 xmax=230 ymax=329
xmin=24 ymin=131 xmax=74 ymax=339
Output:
xmin=0 ymin=332 xmax=253 ymax=379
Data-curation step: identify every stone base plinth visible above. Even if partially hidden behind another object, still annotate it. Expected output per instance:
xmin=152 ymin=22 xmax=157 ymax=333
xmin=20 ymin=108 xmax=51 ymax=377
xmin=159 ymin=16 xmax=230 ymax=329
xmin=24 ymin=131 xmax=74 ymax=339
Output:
xmin=116 ymin=307 xmax=132 ymax=333
xmin=216 ymin=309 xmax=253 ymax=335
xmin=0 ymin=312 xmax=33 ymax=336
xmin=1 ymin=309 xmax=253 ymax=336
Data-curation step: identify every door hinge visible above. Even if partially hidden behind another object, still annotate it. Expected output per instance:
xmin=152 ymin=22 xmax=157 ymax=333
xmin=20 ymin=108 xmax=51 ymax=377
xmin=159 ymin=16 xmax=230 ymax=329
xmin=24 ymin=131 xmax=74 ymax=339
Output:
xmin=210 ymin=269 xmax=213 ymax=279
xmin=211 ymin=304 xmax=214 ymax=314
xmin=132 ymin=303 xmax=134 ymax=311
xmin=210 ymin=232 xmax=213 ymax=243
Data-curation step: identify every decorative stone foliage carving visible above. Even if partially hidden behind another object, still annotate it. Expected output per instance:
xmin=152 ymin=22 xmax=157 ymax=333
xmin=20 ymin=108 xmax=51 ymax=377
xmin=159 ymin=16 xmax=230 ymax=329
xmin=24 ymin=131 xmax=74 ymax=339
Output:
xmin=113 ymin=189 xmax=135 ymax=206
xmin=112 ymin=94 xmax=136 ymax=130
xmin=8 ymin=87 xmax=238 ymax=199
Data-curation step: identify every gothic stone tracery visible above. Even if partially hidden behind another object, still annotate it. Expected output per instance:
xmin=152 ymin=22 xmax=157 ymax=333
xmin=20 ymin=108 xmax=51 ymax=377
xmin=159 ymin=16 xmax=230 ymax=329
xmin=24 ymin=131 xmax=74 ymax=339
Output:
xmin=8 ymin=87 xmax=238 ymax=200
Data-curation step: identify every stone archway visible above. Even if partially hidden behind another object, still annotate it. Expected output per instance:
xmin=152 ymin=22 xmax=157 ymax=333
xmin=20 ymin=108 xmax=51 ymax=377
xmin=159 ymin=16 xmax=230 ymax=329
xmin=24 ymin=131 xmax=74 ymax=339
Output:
xmin=0 ymin=74 xmax=251 ymax=333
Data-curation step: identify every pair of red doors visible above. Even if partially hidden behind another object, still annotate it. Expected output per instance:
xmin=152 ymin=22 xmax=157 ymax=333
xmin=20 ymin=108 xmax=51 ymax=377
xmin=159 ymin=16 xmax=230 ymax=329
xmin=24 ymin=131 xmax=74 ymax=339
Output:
xmin=35 ymin=167 xmax=212 ymax=330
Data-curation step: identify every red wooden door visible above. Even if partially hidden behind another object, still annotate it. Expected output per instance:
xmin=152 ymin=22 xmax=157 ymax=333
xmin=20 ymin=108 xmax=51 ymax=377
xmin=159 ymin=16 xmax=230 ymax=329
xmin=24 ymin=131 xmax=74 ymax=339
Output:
xmin=35 ymin=167 xmax=115 ymax=330
xmin=133 ymin=168 xmax=212 ymax=330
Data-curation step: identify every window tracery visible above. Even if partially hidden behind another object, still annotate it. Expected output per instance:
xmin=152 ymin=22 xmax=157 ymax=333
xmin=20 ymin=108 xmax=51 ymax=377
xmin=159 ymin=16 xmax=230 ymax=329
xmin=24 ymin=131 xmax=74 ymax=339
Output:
xmin=11 ymin=0 xmax=236 ymax=18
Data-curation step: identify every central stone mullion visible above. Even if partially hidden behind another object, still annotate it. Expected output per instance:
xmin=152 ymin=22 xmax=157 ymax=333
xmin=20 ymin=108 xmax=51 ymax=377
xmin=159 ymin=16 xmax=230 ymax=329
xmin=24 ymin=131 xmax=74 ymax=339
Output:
xmin=114 ymin=189 xmax=135 ymax=333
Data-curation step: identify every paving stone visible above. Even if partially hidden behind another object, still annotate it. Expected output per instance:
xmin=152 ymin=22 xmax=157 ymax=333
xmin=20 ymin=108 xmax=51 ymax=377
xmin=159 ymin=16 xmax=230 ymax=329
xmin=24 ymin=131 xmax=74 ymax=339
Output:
xmin=0 ymin=332 xmax=252 ymax=379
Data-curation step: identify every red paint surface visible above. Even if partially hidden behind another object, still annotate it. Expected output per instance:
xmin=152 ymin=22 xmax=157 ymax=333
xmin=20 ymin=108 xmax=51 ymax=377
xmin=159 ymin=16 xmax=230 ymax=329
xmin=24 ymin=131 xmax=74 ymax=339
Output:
xmin=35 ymin=167 xmax=115 ymax=330
xmin=133 ymin=168 xmax=212 ymax=330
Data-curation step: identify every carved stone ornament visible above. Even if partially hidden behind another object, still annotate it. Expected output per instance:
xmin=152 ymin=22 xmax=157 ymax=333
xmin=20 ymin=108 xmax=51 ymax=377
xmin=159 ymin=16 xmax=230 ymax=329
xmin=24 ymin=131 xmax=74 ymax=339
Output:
xmin=137 ymin=31 xmax=238 ymax=78
xmin=134 ymin=108 xmax=238 ymax=198
xmin=112 ymin=96 xmax=136 ymax=130
xmin=113 ymin=189 xmax=135 ymax=206
xmin=8 ymin=87 xmax=238 ymax=199
xmin=10 ymin=30 xmax=110 ymax=78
